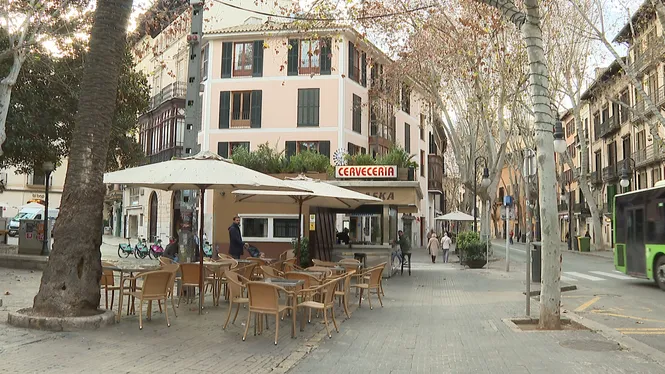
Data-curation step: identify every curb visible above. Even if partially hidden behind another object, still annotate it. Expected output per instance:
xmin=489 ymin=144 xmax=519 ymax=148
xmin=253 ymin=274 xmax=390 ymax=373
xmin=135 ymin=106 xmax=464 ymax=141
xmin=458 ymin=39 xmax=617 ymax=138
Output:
xmin=0 ymin=254 xmax=48 ymax=271
xmin=7 ymin=308 xmax=115 ymax=332
xmin=564 ymin=250 xmax=614 ymax=260
xmin=566 ymin=311 xmax=665 ymax=367
xmin=524 ymin=284 xmax=578 ymax=297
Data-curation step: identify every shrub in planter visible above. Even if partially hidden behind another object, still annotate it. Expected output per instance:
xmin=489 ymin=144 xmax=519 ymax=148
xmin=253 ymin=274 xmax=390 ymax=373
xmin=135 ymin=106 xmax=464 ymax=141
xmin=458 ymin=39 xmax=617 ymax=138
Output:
xmin=464 ymin=241 xmax=488 ymax=268
xmin=291 ymin=236 xmax=310 ymax=268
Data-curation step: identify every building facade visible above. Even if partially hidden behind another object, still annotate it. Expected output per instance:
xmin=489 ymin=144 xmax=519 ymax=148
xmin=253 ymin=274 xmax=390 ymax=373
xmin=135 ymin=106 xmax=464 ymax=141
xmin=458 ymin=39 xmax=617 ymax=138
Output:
xmin=119 ymin=18 xmax=447 ymax=252
xmin=0 ymin=161 xmax=68 ymax=219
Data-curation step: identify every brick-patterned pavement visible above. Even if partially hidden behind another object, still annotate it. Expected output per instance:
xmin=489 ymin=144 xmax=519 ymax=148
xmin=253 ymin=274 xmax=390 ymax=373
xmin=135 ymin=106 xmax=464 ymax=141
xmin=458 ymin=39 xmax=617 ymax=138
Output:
xmin=289 ymin=251 xmax=664 ymax=374
xmin=2 ymin=249 xmax=664 ymax=373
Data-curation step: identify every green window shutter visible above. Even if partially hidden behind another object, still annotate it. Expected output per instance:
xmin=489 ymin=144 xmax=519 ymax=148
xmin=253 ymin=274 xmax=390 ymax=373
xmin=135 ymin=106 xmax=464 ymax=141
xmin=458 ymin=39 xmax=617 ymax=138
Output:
xmin=319 ymin=141 xmax=330 ymax=158
xmin=285 ymin=141 xmax=296 ymax=159
xmin=288 ymin=39 xmax=299 ymax=76
xmin=348 ymin=142 xmax=355 ymax=155
xmin=219 ymin=91 xmax=230 ymax=129
xmin=253 ymin=40 xmax=264 ymax=77
xmin=348 ymin=42 xmax=355 ymax=80
xmin=217 ymin=142 xmax=229 ymax=158
xmin=297 ymin=89 xmax=319 ymax=127
xmin=221 ymin=42 xmax=233 ymax=78
xmin=250 ymin=90 xmax=262 ymax=128
xmin=405 ymin=123 xmax=411 ymax=153
xmin=353 ymin=95 xmax=362 ymax=133
xmin=361 ymin=52 xmax=367 ymax=87
xmin=320 ymin=38 xmax=332 ymax=75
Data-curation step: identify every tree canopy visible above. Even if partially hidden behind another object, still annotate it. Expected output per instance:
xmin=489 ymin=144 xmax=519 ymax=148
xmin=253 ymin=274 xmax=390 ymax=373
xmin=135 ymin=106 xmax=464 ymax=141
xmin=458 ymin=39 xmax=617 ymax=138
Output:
xmin=0 ymin=41 xmax=149 ymax=174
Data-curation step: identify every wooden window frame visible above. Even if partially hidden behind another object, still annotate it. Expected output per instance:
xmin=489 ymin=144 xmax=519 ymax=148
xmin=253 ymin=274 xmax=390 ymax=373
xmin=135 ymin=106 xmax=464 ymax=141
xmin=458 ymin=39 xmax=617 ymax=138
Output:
xmin=233 ymin=42 xmax=254 ymax=77
xmin=299 ymin=40 xmax=321 ymax=75
xmin=231 ymin=91 xmax=252 ymax=128
xmin=297 ymin=88 xmax=320 ymax=127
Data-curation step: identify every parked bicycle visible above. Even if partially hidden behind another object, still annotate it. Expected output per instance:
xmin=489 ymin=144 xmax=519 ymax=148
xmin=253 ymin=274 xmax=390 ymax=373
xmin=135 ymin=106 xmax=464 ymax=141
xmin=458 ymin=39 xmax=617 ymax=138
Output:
xmin=134 ymin=237 xmax=152 ymax=259
xmin=150 ymin=238 xmax=164 ymax=258
xmin=117 ymin=238 xmax=134 ymax=258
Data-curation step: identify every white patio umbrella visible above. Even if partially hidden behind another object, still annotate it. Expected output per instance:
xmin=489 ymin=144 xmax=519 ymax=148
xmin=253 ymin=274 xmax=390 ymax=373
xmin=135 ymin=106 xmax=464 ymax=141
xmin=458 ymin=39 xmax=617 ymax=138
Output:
xmin=104 ymin=151 xmax=311 ymax=313
xmin=434 ymin=211 xmax=477 ymax=221
xmin=232 ymin=175 xmax=383 ymax=262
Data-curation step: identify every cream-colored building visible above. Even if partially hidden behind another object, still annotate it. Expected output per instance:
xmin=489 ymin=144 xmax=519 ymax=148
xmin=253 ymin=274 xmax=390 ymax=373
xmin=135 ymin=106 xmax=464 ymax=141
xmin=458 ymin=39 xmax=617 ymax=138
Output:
xmin=0 ymin=160 xmax=68 ymax=219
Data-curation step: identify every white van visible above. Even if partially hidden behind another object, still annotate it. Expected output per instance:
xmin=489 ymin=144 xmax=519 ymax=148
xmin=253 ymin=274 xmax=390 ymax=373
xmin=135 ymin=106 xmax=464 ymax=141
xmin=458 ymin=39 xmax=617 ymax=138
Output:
xmin=7 ymin=203 xmax=59 ymax=237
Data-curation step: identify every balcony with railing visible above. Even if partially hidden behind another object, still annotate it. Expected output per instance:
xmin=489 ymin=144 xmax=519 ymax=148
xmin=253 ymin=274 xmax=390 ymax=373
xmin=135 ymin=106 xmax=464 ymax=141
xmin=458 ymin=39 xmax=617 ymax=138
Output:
xmin=574 ymin=202 xmax=590 ymax=215
xmin=632 ymin=143 xmax=664 ymax=167
xmin=590 ymin=170 xmax=603 ymax=185
xmin=597 ymin=115 xmax=620 ymax=138
xmin=149 ymin=82 xmax=186 ymax=110
xmin=631 ymin=39 xmax=665 ymax=73
xmin=602 ymin=163 xmax=618 ymax=182
xmin=427 ymin=154 xmax=443 ymax=193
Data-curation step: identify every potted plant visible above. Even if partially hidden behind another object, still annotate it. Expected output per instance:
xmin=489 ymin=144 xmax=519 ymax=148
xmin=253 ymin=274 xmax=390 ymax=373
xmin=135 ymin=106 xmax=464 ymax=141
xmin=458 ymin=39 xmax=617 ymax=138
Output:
xmin=464 ymin=241 xmax=488 ymax=269
xmin=456 ymin=231 xmax=479 ymax=266
xmin=292 ymin=236 xmax=310 ymax=268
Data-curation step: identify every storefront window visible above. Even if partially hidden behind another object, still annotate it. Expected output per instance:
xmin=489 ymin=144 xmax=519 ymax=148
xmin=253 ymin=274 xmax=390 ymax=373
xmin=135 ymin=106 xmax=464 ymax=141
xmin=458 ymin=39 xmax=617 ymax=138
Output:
xmin=273 ymin=218 xmax=299 ymax=238
xmin=242 ymin=218 xmax=268 ymax=238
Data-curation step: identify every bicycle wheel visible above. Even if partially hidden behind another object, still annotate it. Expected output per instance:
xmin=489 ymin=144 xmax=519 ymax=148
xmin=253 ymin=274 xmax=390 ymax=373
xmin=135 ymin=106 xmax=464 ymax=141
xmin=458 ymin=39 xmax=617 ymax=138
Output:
xmin=118 ymin=246 xmax=123 ymax=258
xmin=134 ymin=249 xmax=139 ymax=259
xmin=147 ymin=250 xmax=154 ymax=260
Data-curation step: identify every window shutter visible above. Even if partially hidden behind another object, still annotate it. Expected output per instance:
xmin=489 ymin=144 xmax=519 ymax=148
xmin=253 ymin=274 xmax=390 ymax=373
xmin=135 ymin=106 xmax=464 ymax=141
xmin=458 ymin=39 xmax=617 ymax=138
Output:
xmin=217 ymin=142 xmax=229 ymax=158
xmin=361 ymin=52 xmax=367 ymax=87
xmin=221 ymin=42 xmax=233 ymax=78
xmin=250 ymin=90 xmax=262 ymax=128
xmin=405 ymin=123 xmax=411 ymax=153
xmin=320 ymin=38 xmax=332 ymax=75
xmin=361 ymin=147 xmax=366 ymax=154
xmin=288 ymin=39 xmax=299 ymax=76
xmin=348 ymin=142 xmax=354 ymax=155
xmin=285 ymin=141 xmax=296 ymax=159
xmin=319 ymin=141 xmax=330 ymax=158
xmin=219 ymin=91 xmax=230 ymax=129
xmin=253 ymin=40 xmax=264 ymax=77
xmin=348 ymin=42 xmax=355 ymax=80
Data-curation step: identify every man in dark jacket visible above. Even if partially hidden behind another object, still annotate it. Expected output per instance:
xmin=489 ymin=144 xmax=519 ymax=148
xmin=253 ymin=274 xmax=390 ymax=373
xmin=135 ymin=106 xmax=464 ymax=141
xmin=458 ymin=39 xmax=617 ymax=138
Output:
xmin=228 ymin=216 xmax=244 ymax=259
xmin=164 ymin=235 xmax=179 ymax=261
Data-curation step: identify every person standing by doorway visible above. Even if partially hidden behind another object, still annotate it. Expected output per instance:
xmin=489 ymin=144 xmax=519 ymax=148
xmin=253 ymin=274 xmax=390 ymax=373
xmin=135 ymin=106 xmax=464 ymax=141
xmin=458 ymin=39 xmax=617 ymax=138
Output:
xmin=440 ymin=232 xmax=452 ymax=263
xmin=228 ymin=216 xmax=244 ymax=259
xmin=427 ymin=232 xmax=440 ymax=263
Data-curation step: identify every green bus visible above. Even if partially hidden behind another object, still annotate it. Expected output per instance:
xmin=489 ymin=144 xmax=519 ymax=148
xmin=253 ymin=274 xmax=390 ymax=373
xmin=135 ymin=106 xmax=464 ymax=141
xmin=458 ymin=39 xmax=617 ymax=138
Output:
xmin=614 ymin=180 xmax=665 ymax=290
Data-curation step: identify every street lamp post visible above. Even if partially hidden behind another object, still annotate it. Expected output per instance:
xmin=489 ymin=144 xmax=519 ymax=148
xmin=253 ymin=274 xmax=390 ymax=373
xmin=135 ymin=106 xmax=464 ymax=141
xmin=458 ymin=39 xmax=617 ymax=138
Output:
xmin=41 ymin=161 xmax=55 ymax=256
xmin=473 ymin=156 xmax=491 ymax=233
xmin=619 ymin=157 xmax=637 ymax=192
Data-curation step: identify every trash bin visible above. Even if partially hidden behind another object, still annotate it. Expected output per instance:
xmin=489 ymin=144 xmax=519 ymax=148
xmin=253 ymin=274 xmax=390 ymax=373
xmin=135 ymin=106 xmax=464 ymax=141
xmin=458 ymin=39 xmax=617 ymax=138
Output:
xmin=578 ymin=237 xmax=591 ymax=252
xmin=531 ymin=243 xmax=542 ymax=283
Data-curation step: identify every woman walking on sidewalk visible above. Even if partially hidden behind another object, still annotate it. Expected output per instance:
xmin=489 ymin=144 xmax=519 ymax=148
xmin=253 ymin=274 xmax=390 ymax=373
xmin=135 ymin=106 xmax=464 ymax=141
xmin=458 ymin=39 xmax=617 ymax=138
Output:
xmin=427 ymin=232 xmax=440 ymax=263
xmin=440 ymin=232 xmax=452 ymax=263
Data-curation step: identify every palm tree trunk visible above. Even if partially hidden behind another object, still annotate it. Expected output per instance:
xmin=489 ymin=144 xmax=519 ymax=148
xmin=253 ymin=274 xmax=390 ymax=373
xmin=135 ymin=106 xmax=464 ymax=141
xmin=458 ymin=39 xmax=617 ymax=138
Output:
xmin=32 ymin=0 xmax=133 ymax=317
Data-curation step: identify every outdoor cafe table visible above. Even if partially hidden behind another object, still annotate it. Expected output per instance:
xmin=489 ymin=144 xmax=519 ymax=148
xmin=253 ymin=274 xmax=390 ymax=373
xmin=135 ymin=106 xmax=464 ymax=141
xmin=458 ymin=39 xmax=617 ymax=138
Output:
xmin=262 ymin=278 xmax=304 ymax=338
xmin=102 ymin=262 xmax=161 ymax=323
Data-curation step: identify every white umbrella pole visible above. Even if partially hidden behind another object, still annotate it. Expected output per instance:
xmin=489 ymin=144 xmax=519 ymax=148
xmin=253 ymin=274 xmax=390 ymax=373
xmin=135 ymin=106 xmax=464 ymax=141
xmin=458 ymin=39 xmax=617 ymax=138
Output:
xmin=198 ymin=188 xmax=205 ymax=314
xmin=297 ymin=199 xmax=303 ymax=266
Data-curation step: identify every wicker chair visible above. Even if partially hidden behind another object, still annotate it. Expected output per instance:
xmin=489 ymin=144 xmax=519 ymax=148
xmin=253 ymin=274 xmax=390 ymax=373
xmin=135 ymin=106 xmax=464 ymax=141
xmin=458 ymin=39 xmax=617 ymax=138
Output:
xmin=261 ymin=265 xmax=284 ymax=279
xmin=312 ymin=259 xmax=338 ymax=267
xmin=158 ymin=263 xmax=180 ymax=317
xmin=100 ymin=262 xmax=120 ymax=310
xmin=296 ymin=278 xmax=340 ymax=338
xmin=177 ymin=263 xmax=205 ymax=307
xmin=334 ymin=271 xmax=355 ymax=319
xmin=127 ymin=270 xmax=172 ymax=330
xmin=350 ymin=263 xmax=386 ymax=310
xmin=223 ymin=270 xmax=250 ymax=329
xmin=243 ymin=281 xmax=295 ymax=345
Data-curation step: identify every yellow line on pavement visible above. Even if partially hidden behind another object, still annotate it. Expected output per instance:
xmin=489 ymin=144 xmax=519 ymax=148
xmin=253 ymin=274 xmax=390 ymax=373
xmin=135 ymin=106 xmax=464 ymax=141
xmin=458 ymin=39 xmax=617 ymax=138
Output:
xmin=591 ymin=310 xmax=665 ymax=324
xmin=574 ymin=296 xmax=601 ymax=312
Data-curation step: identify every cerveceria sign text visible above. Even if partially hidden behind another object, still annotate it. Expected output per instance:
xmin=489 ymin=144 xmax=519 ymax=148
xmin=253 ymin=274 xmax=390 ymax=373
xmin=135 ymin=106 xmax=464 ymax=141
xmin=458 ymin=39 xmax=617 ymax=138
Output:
xmin=365 ymin=192 xmax=394 ymax=200
xmin=335 ymin=165 xmax=397 ymax=179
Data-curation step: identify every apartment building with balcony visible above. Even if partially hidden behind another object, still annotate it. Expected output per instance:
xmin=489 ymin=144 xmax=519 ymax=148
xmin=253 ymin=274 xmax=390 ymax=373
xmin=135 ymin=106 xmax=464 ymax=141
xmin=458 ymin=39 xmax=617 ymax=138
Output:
xmin=201 ymin=22 xmax=446 ymax=250
xmin=117 ymin=1 xmax=293 ymax=240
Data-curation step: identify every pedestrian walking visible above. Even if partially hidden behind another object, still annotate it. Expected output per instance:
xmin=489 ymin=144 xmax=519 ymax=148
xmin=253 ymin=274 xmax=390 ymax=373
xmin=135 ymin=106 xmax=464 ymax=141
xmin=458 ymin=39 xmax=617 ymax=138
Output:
xmin=427 ymin=232 xmax=440 ymax=263
xmin=440 ymin=232 xmax=452 ymax=263
xmin=397 ymin=230 xmax=412 ymax=276
xmin=509 ymin=230 xmax=514 ymax=245
xmin=228 ymin=216 xmax=244 ymax=259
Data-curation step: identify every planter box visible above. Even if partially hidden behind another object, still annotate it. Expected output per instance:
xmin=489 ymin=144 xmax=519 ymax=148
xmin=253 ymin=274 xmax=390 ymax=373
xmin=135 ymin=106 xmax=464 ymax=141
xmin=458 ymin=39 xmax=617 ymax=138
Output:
xmin=466 ymin=259 xmax=487 ymax=269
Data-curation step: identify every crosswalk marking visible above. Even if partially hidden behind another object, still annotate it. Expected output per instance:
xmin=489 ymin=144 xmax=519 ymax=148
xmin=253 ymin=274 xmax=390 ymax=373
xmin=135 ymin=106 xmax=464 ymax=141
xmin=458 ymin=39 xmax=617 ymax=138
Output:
xmin=589 ymin=271 xmax=635 ymax=280
xmin=564 ymin=271 xmax=605 ymax=281
xmin=561 ymin=275 xmax=576 ymax=282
